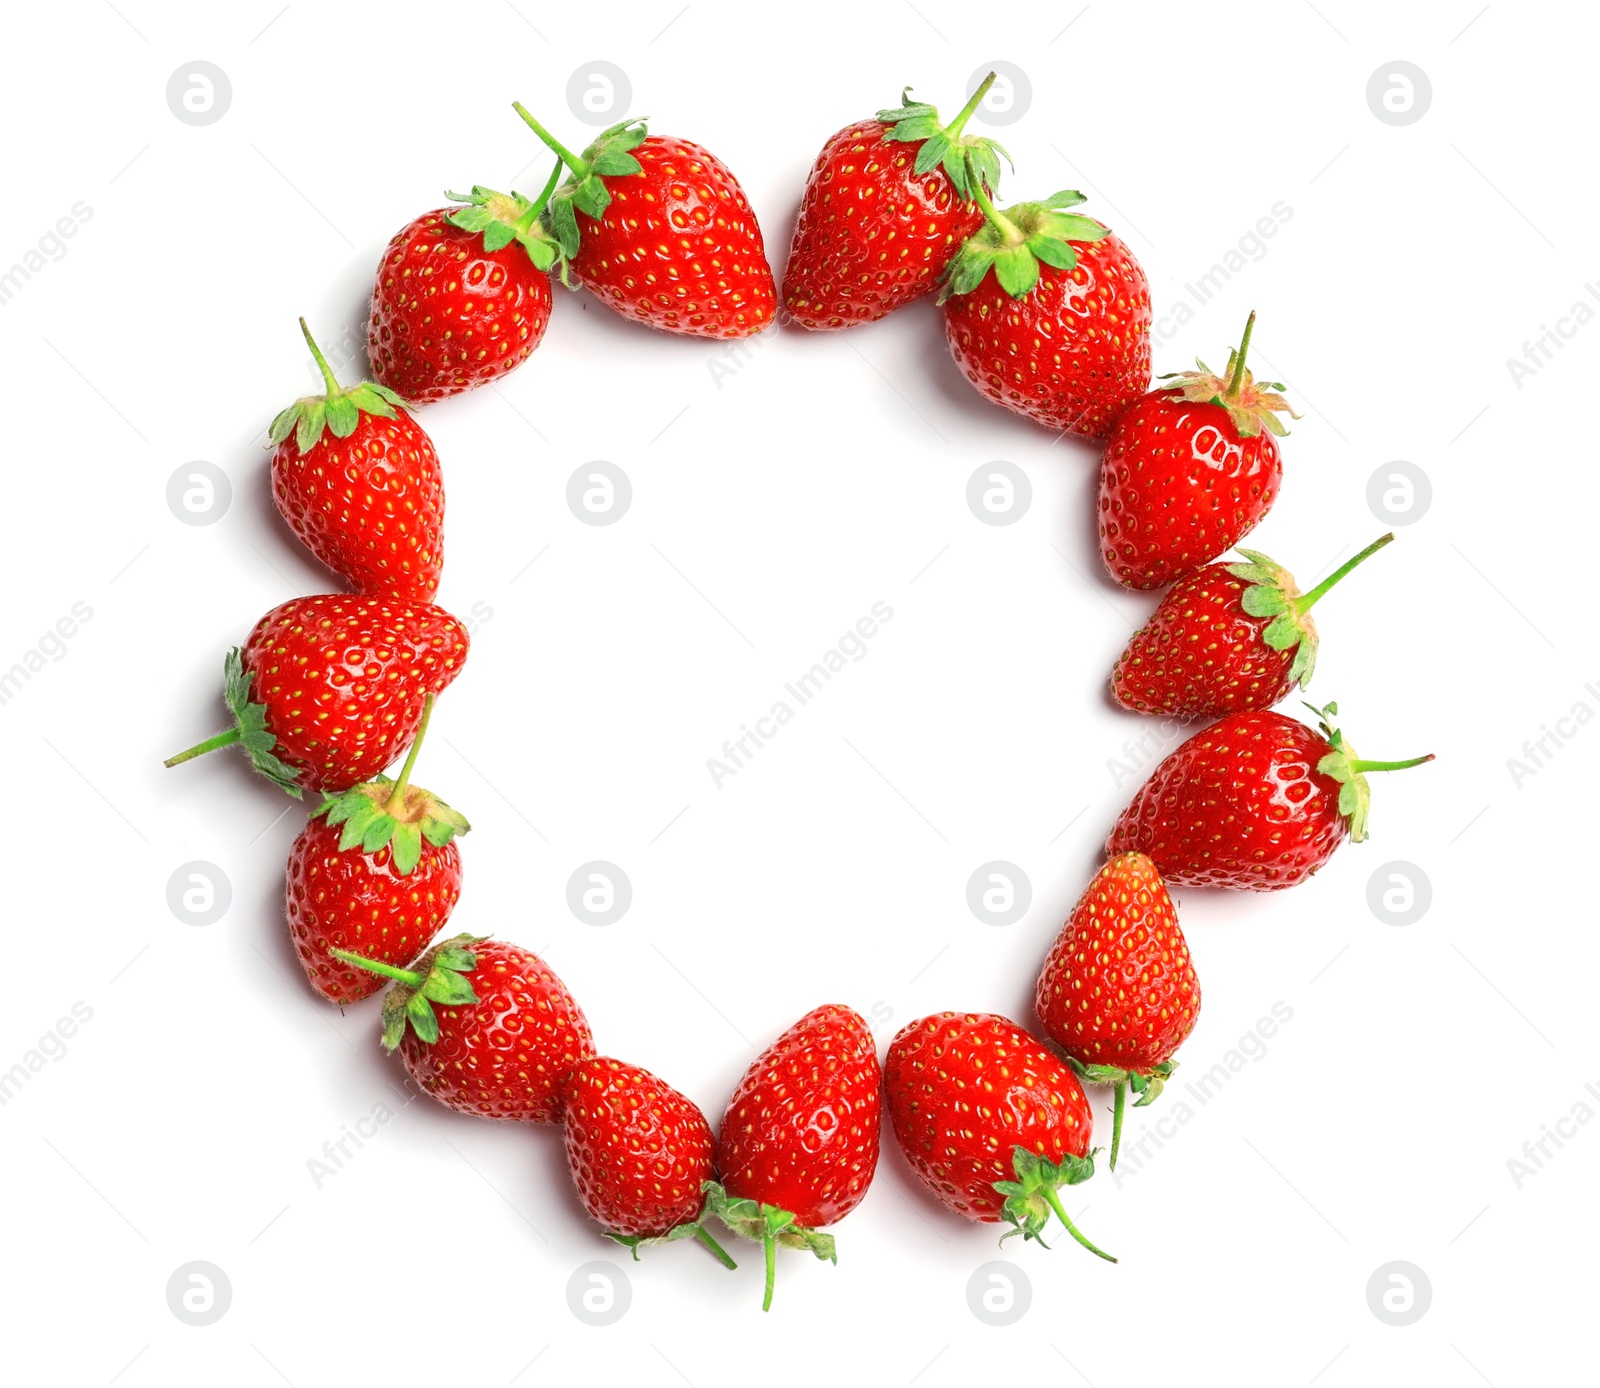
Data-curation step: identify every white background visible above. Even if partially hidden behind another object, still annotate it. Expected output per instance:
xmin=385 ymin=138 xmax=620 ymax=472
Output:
xmin=0 ymin=1 xmax=1593 ymax=1383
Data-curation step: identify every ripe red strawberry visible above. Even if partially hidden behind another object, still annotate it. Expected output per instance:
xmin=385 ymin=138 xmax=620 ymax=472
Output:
xmin=336 ymin=934 xmax=594 ymax=1122
xmin=561 ymin=1056 xmax=737 ymax=1268
xmin=1035 ymin=853 xmax=1199 ymax=1168
xmin=164 ymin=593 xmax=469 ymax=798
xmin=783 ymin=75 xmax=1004 ymax=330
xmin=367 ymin=170 xmax=562 ymax=404
xmin=941 ymin=188 xmax=1151 ymax=439
xmin=703 ymin=1004 xmax=880 ymax=1310
xmin=1099 ymin=312 xmax=1297 ymax=590
xmin=884 ymin=1012 xmax=1113 ymax=1257
xmin=1107 ymin=702 xmax=1434 ymax=890
xmin=516 ymin=106 xmax=777 ymax=339
xmin=271 ymin=320 xmax=443 ymax=601
xmin=286 ymin=695 xmax=468 ymax=1003
xmin=1112 ymin=534 xmax=1395 ymax=720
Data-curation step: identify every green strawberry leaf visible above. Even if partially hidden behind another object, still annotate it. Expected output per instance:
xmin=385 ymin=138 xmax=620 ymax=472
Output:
xmin=222 ymin=648 xmax=302 ymax=797
xmin=940 ymin=191 xmax=1109 ymax=303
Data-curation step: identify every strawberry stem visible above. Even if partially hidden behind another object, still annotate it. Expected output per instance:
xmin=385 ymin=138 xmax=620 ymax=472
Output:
xmin=1109 ymin=1080 xmax=1126 ymax=1171
xmin=300 ymin=317 xmax=342 ymax=397
xmin=329 ymin=947 xmax=424 ymax=987
xmin=525 ymin=158 xmax=564 ymax=223
xmin=383 ymin=694 xmax=434 ymax=816
xmin=1224 ymin=310 xmax=1257 ymax=399
xmin=1348 ymin=753 xmax=1435 ymax=774
xmin=1295 ymin=534 xmax=1395 ymax=614
xmin=970 ymin=179 xmax=1021 ymax=244
xmin=694 ymin=1225 xmax=738 ymax=1270
xmin=1041 ymin=1188 xmax=1118 ymax=1263
xmin=513 ymin=104 xmax=587 ymax=178
xmin=944 ymin=71 xmax=996 ymax=141
xmin=761 ymin=1230 xmax=777 ymax=1312
xmin=163 ymin=727 xmax=242 ymax=767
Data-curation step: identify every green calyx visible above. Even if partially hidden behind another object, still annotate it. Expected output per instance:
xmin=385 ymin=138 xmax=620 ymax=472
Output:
xmin=162 ymin=648 xmax=302 ymax=796
xmin=606 ymin=1221 xmax=738 ymax=1270
xmin=1069 ymin=1058 xmax=1178 ymax=1170
xmin=269 ymin=318 xmax=407 ymax=455
xmin=312 ymin=779 xmax=469 ymax=877
xmin=939 ymin=189 xmax=1109 ymax=302
xmin=877 ymin=71 xmax=1009 ymax=202
xmin=1306 ymin=700 xmax=1435 ymax=844
xmin=309 ymin=693 xmax=467 ymax=876
xmin=1229 ymin=533 xmax=1396 ymax=691
xmin=994 ymin=1146 xmax=1117 ymax=1261
xmin=1157 ymin=310 xmax=1300 ymax=439
xmin=330 ymin=933 xmax=484 ymax=1051
xmin=512 ymin=104 xmax=647 ymax=268
xmin=701 ymin=1181 xmax=835 ymax=1312
xmin=445 ymin=158 xmax=565 ymax=272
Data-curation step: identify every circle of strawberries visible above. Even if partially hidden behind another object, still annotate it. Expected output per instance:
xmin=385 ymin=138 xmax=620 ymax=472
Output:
xmin=162 ymin=76 xmax=1434 ymax=1312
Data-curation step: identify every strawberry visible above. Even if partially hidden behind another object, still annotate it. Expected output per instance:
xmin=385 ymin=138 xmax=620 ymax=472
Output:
xmin=271 ymin=320 xmax=443 ymax=602
xmin=702 ymin=1004 xmax=880 ymax=1310
xmin=1112 ymin=533 xmax=1395 ymax=720
xmin=367 ymin=165 xmax=562 ymax=404
xmin=1107 ymin=702 xmax=1434 ymax=890
xmin=285 ymin=695 xmax=468 ymax=1003
xmin=164 ymin=593 xmax=469 ymax=798
xmin=940 ymin=188 xmax=1151 ymax=439
xmin=1099 ymin=312 xmax=1297 ymax=590
xmin=561 ymin=1056 xmax=737 ymax=1268
xmin=337 ymin=934 xmax=594 ymax=1122
xmin=884 ymin=1012 xmax=1114 ymax=1258
xmin=516 ymin=106 xmax=777 ymax=339
xmin=1035 ymin=853 xmax=1199 ymax=1168
xmin=782 ymin=74 xmax=1004 ymax=330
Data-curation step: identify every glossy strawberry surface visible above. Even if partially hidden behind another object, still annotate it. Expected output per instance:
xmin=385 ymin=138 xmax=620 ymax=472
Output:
xmin=570 ymin=135 xmax=776 ymax=339
xmin=368 ymin=208 xmax=553 ymax=403
xmin=1036 ymin=853 xmax=1199 ymax=1072
xmin=562 ymin=1057 xmax=717 ymax=1237
xmin=1111 ymin=563 xmax=1298 ymax=718
xmin=943 ymin=232 xmax=1151 ymax=438
xmin=1106 ymin=710 xmax=1348 ymax=890
xmin=271 ymin=405 xmax=444 ymax=601
xmin=716 ymin=1004 xmax=880 ymax=1226
xmin=885 ymin=1012 xmax=1092 ymax=1222
xmin=399 ymin=939 xmax=594 ymax=1122
xmin=286 ymin=815 xmax=460 ymax=1003
xmin=783 ymin=119 xmax=983 ymax=330
xmin=1099 ymin=391 xmax=1282 ymax=590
